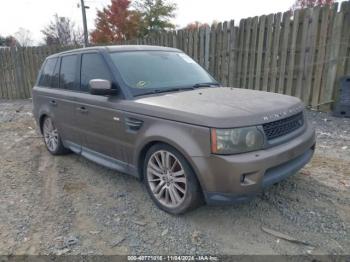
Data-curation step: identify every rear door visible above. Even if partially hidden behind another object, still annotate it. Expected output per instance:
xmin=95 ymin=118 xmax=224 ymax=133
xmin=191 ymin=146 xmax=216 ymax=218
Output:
xmin=34 ymin=55 xmax=82 ymax=153
xmin=74 ymin=51 xmax=127 ymax=164
xmin=52 ymin=54 xmax=82 ymax=153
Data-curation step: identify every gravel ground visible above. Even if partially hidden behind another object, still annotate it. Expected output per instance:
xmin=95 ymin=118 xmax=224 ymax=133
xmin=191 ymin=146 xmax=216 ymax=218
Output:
xmin=0 ymin=99 xmax=349 ymax=255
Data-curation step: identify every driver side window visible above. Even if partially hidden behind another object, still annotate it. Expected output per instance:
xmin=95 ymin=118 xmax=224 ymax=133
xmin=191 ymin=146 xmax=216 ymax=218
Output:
xmin=80 ymin=53 xmax=112 ymax=92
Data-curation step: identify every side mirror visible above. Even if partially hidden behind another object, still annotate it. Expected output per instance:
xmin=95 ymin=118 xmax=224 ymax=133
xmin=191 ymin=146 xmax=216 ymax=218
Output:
xmin=89 ymin=79 xmax=118 ymax=95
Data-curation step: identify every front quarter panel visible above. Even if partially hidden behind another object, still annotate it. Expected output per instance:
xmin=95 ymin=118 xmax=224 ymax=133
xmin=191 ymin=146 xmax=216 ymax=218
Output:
xmin=122 ymin=112 xmax=211 ymax=180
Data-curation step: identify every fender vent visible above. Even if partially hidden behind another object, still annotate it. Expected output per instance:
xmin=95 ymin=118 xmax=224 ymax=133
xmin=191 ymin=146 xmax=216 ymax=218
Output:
xmin=125 ymin=117 xmax=143 ymax=131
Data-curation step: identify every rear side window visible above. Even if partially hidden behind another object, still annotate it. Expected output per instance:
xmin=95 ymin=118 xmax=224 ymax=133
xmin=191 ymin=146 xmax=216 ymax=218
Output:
xmin=60 ymin=55 xmax=78 ymax=90
xmin=80 ymin=53 xmax=112 ymax=92
xmin=38 ymin=58 xmax=58 ymax=87
xmin=51 ymin=58 xmax=60 ymax=89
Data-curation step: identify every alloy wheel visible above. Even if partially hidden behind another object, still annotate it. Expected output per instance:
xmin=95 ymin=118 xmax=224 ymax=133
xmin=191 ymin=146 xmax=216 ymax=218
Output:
xmin=146 ymin=150 xmax=187 ymax=208
xmin=43 ymin=118 xmax=59 ymax=152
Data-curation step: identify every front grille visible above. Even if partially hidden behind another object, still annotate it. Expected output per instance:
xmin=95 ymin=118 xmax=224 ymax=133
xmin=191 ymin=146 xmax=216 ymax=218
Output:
xmin=263 ymin=112 xmax=304 ymax=140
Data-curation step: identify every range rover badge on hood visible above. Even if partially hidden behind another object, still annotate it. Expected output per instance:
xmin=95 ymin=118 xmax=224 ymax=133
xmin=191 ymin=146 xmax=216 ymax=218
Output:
xmin=263 ymin=105 xmax=304 ymax=122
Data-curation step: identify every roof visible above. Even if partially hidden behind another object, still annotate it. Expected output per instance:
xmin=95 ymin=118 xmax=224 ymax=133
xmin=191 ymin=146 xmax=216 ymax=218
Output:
xmin=47 ymin=45 xmax=181 ymax=59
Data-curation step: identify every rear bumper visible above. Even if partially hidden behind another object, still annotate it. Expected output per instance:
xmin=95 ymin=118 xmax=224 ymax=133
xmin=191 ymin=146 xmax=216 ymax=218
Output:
xmin=192 ymin=122 xmax=316 ymax=205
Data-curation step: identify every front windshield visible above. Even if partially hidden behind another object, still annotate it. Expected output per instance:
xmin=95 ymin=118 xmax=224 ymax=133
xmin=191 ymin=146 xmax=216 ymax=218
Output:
xmin=109 ymin=51 xmax=216 ymax=95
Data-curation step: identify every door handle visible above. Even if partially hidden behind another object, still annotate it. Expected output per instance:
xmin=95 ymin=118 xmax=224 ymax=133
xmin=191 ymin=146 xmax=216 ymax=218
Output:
xmin=77 ymin=106 xmax=88 ymax=113
xmin=49 ymin=100 xmax=57 ymax=106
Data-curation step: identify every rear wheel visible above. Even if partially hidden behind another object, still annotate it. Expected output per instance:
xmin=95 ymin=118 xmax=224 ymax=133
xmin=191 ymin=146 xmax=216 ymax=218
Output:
xmin=42 ymin=116 xmax=69 ymax=155
xmin=144 ymin=143 xmax=202 ymax=215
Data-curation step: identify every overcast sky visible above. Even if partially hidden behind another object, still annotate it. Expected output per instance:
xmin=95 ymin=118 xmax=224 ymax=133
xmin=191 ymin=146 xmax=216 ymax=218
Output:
xmin=0 ymin=0 xmax=331 ymax=44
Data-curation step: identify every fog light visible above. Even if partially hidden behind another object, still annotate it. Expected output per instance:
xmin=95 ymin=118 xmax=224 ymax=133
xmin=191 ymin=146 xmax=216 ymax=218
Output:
xmin=240 ymin=172 xmax=259 ymax=186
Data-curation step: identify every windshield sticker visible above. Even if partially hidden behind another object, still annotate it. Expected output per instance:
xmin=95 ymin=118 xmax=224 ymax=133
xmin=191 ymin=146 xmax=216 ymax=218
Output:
xmin=178 ymin=53 xmax=195 ymax=63
xmin=136 ymin=80 xmax=149 ymax=88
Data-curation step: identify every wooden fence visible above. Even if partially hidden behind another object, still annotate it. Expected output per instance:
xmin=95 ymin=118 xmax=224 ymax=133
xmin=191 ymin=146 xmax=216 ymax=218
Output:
xmin=1 ymin=2 xmax=350 ymax=111
xmin=0 ymin=45 xmax=74 ymax=100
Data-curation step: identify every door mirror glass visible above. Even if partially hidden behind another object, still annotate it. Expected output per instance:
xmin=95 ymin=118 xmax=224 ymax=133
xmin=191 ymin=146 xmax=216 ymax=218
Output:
xmin=89 ymin=79 xmax=117 ymax=95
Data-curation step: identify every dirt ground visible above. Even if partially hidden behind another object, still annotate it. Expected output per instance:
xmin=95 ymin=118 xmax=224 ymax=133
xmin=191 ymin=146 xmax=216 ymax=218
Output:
xmin=0 ymin=99 xmax=349 ymax=256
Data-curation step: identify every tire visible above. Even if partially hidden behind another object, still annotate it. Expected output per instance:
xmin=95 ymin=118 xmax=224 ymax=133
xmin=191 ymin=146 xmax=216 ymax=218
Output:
xmin=42 ymin=116 xmax=70 ymax=155
xmin=143 ymin=143 xmax=203 ymax=215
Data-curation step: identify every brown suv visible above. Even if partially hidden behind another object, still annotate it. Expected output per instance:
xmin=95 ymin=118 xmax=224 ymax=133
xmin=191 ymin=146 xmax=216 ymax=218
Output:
xmin=32 ymin=46 xmax=316 ymax=214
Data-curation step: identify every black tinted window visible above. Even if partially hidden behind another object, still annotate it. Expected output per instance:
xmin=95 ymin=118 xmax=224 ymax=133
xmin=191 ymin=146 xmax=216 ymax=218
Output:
xmin=38 ymin=58 xmax=58 ymax=87
xmin=51 ymin=58 xmax=60 ymax=89
xmin=60 ymin=55 xmax=78 ymax=90
xmin=80 ymin=53 xmax=112 ymax=92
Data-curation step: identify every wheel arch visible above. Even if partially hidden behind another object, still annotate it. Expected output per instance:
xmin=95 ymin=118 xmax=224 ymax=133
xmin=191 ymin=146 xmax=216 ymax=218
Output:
xmin=136 ymin=139 xmax=206 ymax=196
xmin=39 ymin=113 xmax=48 ymax=134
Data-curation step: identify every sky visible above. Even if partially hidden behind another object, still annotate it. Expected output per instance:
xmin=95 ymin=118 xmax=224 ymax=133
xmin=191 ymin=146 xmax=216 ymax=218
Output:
xmin=0 ymin=0 xmax=315 ymax=44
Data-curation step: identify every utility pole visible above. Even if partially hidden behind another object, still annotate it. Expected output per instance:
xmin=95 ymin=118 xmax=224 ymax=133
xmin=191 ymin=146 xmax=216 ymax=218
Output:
xmin=80 ymin=0 xmax=89 ymax=47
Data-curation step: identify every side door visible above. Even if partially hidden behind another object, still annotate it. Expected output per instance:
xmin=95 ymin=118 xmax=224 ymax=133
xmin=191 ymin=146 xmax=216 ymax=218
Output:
xmin=74 ymin=51 xmax=127 ymax=166
xmin=53 ymin=54 xmax=82 ymax=153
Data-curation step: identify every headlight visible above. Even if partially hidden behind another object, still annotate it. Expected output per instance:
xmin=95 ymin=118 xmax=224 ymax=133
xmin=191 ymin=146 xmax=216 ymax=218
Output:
xmin=211 ymin=127 xmax=264 ymax=154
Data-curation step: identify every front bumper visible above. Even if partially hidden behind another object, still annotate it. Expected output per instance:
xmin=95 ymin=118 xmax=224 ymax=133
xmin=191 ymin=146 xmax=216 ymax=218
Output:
xmin=192 ymin=122 xmax=316 ymax=205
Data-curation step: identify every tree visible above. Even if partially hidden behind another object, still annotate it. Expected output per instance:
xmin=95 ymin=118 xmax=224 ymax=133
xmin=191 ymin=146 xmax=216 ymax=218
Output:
xmin=184 ymin=21 xmax=209 ymax=31
xmin=41 ymin=14 xmax=84 ymax=46
xmin=14 ymin=28 xmax=33 ymax=46
xmin=0 ymin=35 xmax=18 ymax=47
xmin=136 ymin=0 xmax=177 ymax=35
xmin=0 ymin=36 xmax=5 ymax=46
xmin=90 ymin=0 xmax=142 ymax=44
xmin=291 ymin=0 xmax=334 ymax=10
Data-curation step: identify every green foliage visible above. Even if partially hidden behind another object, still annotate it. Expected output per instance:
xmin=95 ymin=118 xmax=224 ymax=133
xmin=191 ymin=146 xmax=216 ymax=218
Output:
xmin=135 ymin=0 xmax=177 ymax=35
xmin=0 ymin=36 xmax=5 ymax=46
xmin=0 ymin=35 xmax=18 ymax=47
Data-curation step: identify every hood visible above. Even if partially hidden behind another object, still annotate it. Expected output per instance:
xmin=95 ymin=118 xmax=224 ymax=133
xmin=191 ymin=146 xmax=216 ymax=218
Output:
xmin=124 ymin=87 xmax=304 ymax=128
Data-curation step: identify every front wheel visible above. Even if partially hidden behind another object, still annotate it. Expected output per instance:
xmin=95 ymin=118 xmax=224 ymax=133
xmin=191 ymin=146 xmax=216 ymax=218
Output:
xmin=144 ymin=144 xmax=203 ymax=215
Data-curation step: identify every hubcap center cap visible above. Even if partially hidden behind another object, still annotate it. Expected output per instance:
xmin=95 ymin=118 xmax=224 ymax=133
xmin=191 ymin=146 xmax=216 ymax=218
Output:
xmin=163 ymin=171 xmax=173 ymax=184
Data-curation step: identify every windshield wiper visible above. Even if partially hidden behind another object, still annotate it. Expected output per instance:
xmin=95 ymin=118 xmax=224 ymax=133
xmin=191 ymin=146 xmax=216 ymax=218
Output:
xmin=153 ymin=87 xmax=195 ymax=94
xmin=192 ymin=82 xmax=220 ymax=88
xmin=134 ymin=83 xmax=219 ymax=97
xmin=134 ymin=87 xmax=194 ymax=97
